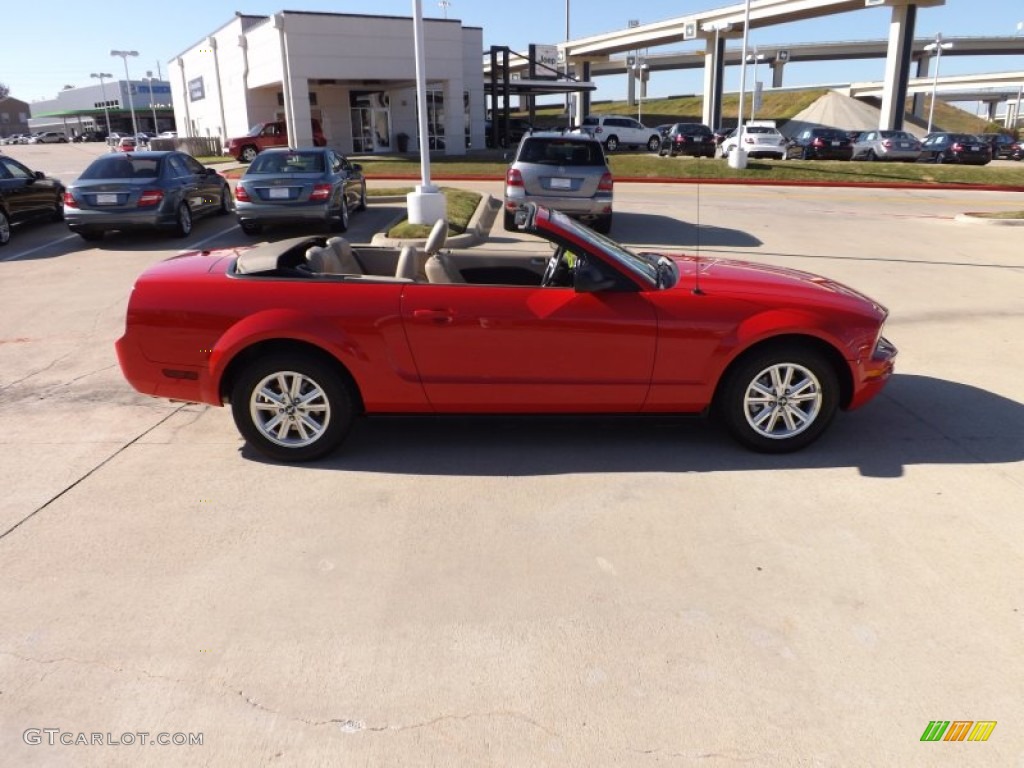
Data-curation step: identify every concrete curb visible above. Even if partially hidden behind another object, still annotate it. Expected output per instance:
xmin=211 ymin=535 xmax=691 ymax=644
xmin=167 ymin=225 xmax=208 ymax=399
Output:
xmin=954 ymin=213 xmax=1024 ymax=226
xmin=370 ymin=194 xmax=501 ymax=248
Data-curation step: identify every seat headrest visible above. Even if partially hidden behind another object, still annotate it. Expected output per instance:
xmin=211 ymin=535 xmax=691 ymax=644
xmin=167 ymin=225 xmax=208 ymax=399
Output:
xmin=425 ymin=218 xmax=448 ymax=256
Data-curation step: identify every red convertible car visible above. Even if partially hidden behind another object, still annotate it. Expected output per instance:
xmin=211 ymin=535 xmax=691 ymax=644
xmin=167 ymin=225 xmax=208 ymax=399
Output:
xmin=116 ymin=204 xmax=896 ymax=461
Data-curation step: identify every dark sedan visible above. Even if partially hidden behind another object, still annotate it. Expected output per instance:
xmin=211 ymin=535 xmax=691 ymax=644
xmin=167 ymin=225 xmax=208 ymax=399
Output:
xmin=786 ymin=128 xmax=854 ymax=160
xmin=0 ymin=154 xmax=65 ymax=247
xmin=64 ymin=151 xmax=232 ymax=242
xmin=234 ymin=147 xmax=366 ymax=235
xmin=978 ymin=133 xmax=1019 ymax=160
xmin=916 ymin=133 xmax=991 ymax=165
xmin=658 ymin=123 xmax=717 ymax=158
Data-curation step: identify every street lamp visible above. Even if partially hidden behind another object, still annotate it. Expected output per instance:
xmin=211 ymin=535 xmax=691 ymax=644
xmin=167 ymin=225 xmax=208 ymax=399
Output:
xmin=437 ymin=0 xmax=451 ymax=18
xmin=89 ymin=72 xmax=113 ymax=134
xmin=110 ymin=49 xmax=140 ymax=136
xmin=633 ymin=58 xmax=649 ymax=123
xmin=924 ymin=34 xmax=953 ymax=134
xmin=746 ymin=49 xmax=766 ymax=120
xmin=143 ymin=71 xmax=159 ymax=134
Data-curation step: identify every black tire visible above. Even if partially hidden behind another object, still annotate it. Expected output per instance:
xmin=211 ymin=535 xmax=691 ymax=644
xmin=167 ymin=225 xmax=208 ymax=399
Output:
xmin=0 ymin=209 xmax=10 ymax=246
xmin=647 ymin=135 xmax=661 ymax=152
xmin=240 ymin=220 xmax=262 ymax=236
xmin=52 ymin=192 xmax=65 ymax=221
xmin=866 ymin=149 xmax=877 ymax=162
xmin=173 ymin=203 xmax=193 ymax=238
xmin=801 ymin=148 xmax=811 ymax=160
xmin=230 ymin=353 xmax=355 ymax=462
xmin=78 ymin=230 xmax=104 ymax=242
xmin=356 ymin=182 xmax=367 ymax=211
xmin=717 ymin=345 xmax=839 ymax=453
xmin=504 ymin=209 xmax=517 ymax=231
xmin=240 ymin=145 xmax=259 ymax=163
xmin=592 ymin=213 xmax=612 ymax=235
xmin=217 ymin=185 xmax=232 ymax=215
xmin=935 ymin=154 xmax=944 ymax=165
xmin=604 ymin=136 xmax=619 ymax=152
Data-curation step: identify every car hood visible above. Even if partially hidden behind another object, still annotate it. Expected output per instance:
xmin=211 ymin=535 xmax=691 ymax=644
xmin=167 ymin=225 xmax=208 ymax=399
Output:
xmin=670 ymin=255 xmax=887 ymax=319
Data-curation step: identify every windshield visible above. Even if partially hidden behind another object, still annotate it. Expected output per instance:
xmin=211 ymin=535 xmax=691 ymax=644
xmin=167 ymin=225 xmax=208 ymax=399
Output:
xmin=547 ymin=209 xmax=657 ymax=286
xmin=246 ymin=124 xmax=268 ymax=137
xmin=517 ymin=138 xmax=604 ymax=166
xmin=78 ymin=156 xmax=161 ymax=180
xmin=249 ymin=151 xmax=326 ymax=174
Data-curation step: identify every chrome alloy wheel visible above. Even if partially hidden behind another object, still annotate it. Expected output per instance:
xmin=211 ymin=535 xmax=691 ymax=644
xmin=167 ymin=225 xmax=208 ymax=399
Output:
xmin=249 ymin=370 xmax=331 ymax=448
xmin=742 ymin=362 xmax=823 ymax=440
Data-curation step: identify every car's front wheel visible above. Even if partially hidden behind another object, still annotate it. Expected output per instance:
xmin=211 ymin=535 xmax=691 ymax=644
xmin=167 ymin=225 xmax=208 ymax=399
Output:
xmin=231 ymin=353 xmax=356 ymax=462
xmin=717 ymin=346 xmax=839 ymax=453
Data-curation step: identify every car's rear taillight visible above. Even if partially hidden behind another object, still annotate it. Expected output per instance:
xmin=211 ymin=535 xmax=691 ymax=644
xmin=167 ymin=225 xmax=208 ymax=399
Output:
xmin=952 ymin=143 xmax=964 ymax=152
xmin=598 ymin=172 xmax=614 ymax=192
xmin=812 ymin=138 xmax=825 ymax=147
xmin=506 ymin=168 xmax=524 ymax=187
xmin=594 ymin=126 xmax=603 ymax=134
xmin=234 ymin=185 xmax=250 ymax=202
xmin=309 ymin=183 xmax=332 ymax=201
xmin=882 ymin=140 xmax=893 ymax=148
xmin=63 ymin=192 xmax=78 ymax=209
xmin=138 ymin=190 xmax=163 ymax=207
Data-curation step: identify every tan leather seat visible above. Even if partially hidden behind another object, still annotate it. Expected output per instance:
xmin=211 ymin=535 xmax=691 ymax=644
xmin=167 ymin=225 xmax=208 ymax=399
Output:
xmin=306 ymin=237 xmax=362 ymax=275
xmin=395 ymin=244 xmax=428 ymax=281
xmin=424 ymin=251 xmax=466 ymax=283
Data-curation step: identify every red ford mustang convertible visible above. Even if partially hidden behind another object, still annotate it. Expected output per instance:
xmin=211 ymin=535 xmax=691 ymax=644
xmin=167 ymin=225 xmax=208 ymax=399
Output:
xmin=116 ymin=204 xmax=896 ymax=461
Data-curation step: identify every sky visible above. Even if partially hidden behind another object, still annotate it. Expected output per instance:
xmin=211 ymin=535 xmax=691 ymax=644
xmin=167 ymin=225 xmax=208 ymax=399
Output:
xmin=1 ymin=0 xmax=1021 ymax=107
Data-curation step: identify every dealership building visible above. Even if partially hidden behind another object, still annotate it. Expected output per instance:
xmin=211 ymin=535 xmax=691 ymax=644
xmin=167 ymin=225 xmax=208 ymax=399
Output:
xmin=171 ymin=11 xmax=485 ymax=155
xmin=26 ymin=80 xmax=174 ymax=137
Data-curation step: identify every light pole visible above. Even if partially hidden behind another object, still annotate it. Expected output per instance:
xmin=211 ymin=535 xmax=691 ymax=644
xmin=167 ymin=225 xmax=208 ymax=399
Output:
xmin=144 ymin=71 xmax=159 ymax=134
xmin=731 ymin=0 xmax=754 ymax=169
xmin=437 ymin=0 xmax=451 ymax=18
xmin=90 ymin=72 xmax=113 ymax=134
xmin=110 ymin=49 xmax=140 ymax=136
xmin=633 ymin=58 xmax=649 ymax=123
xmin=924 ymin=34 xmax=953 ymax=134
xmin=746 ymin=49 xmax=766 ymax=120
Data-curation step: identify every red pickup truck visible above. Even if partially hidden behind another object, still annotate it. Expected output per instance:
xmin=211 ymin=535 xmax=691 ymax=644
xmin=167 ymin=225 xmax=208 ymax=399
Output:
xmin=225 ymin=119 xmax=326 ymax=162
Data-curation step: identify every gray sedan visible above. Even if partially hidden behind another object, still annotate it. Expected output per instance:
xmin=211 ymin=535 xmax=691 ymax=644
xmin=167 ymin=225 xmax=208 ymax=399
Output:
xmin=851 ymin=130 xmax=922 ymax=162
xmin=234 ymin=148 xmax=366 ymax=235
xmin=64 ymin=151 xmax=232 ymax=242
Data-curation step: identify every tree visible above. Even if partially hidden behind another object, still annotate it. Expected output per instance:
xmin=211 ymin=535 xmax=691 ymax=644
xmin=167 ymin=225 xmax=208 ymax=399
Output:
xmin=0 ymin=82 xmax=9 ymax=100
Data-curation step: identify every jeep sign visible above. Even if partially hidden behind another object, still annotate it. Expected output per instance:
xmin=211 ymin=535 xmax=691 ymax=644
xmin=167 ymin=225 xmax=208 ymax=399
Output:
xmin=530 ymin=44 xmax=560 ymax=78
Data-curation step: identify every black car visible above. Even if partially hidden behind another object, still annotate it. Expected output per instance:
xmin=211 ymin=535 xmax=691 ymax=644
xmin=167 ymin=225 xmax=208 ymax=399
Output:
xmin=916 ymin=133 xmax=991 ymax=165
xmin=74 ymin=130 xmax=108 ymax=143
xmin=658 ymin=123 xmax=717 ymax=158
xmin=0 ymin=154 xmax=65 ymax=247
xmin=786 ymin=128 xmax=854 ymax=160
xmin=63 ymin=151 xmax=233 ymax=242
xmin=485 ymin=117 xmax=534 ymax=148
xmin=978 ymin=133 xmax=1019 ymax=160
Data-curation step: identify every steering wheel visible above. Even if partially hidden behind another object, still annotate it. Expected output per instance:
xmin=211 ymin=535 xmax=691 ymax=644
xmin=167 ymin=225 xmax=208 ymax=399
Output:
xmin=540 ymin=249 xmax=564 ymax=287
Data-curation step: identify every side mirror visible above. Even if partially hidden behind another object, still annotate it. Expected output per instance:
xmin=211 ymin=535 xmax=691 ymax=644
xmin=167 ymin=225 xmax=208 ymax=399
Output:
xmin=33 ymin=171 xmax=45 ymax=180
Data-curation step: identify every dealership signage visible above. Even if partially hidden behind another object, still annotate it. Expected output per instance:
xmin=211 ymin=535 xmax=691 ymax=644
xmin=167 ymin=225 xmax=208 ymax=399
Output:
xmin=188 ymin=77 xmax=205 ymax=102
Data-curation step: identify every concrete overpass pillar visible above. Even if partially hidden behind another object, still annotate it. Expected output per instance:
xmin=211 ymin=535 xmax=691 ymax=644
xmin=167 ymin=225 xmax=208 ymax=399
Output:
xmin=878 ymin=3 xmax=918 ymax=131
xmin=575 ymin=61 xmax=591 ymax=126
xmin=627 ymin=66 xmax=636 ymax=106
xmin=912 ymin=54 xmax=930 ymax=117
xmin=701 ymin=32 xmax=727 ymax=129
xmin=771 ymin=60 xmax=785 ymax=88
xmin=985 ymin=100 xmax=998 ymax=121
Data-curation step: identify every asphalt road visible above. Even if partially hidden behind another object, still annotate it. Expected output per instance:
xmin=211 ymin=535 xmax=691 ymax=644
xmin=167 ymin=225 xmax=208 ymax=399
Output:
xmin=1 ymin=144 xmax=1022 ymax=767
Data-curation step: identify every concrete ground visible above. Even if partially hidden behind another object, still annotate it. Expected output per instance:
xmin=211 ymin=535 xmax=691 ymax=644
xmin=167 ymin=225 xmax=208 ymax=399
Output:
xmin=0 ymin=144 xmax=1022 ymax=767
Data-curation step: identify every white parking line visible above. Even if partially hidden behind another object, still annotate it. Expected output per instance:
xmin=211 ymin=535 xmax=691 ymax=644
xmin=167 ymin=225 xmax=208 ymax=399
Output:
xmin=177 ymin=221 xmax=241 ymax=254
xmin=1 ymin=233 xmax=79 ymax=262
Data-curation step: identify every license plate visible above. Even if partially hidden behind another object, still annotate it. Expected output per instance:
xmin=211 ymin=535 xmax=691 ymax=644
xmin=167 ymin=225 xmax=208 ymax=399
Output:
xmin=269 ymin=187 xmax=291 ymax=199
xmin=831 ymin=141 xmax=839 ymax=146
xmin=550 ymin=177 xmax=571 ymax=190
xmin=96 ymin=193 xmax=118 ymax=205
xmin=970 ymin=145 xmax=979 ymax=151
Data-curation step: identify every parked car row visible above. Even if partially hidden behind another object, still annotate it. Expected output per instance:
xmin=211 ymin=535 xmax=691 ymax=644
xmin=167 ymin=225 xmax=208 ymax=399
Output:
xmin=1 ymin=144 xmax=369 ymax=247
xmin=0 ymin=131 xmax=68 ymax=145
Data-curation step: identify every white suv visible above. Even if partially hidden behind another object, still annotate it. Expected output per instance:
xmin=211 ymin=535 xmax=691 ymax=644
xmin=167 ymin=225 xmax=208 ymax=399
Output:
xmin=28 ymin=132 xmax=68 ymax=144
xmin=574 ymin=115 xmax=661 ymax=153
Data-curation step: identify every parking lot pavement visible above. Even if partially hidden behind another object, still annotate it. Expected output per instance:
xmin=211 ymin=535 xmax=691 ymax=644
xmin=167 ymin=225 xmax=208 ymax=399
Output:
xmin=1 ymin=182 xmax=1022 ymax=766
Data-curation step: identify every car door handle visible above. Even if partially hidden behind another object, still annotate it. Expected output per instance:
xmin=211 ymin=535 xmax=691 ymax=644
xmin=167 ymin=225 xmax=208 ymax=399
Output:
xmin=412 ymin=309 xmax=454 ymax=324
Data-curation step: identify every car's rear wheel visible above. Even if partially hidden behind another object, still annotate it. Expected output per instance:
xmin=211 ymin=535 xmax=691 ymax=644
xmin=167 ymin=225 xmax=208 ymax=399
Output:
xmin=231 ymin=353 xmax=355 ymax=462
xmin=330 ymin=198 xmax=349 ymax=232
xmin=647 ymin=135 xmax=661 ymax=152
xmin=592 ymin=213 xmax=613 ymax=235
xmin=52 ymin=193 xmax=65 ymax=221
xmin=604 ymin=136 xmax=619 ymax=152
xmin=173 ymin=203 xmax=192 ymax=238
xmin=717 ymin=346 xmax=839 ymax=453
xmin=217 ymin=185 xmax=232 ymax=215
xmin=240 ymin=220 xmax=262 ymax=236
xmin=866 ymin=149 xmax=877 ymax=161
xmin=78 ymin=230 xmax=104 ymax=242
xmin=0 ymin=210 xmax=10 ymax=246
xmin=240 ymin=145 xmax=259 ymax=163
xmin=504 ymin=209 xmax=517 ymax=231
xmin=356 ymin=182 xmax=367 ymax=211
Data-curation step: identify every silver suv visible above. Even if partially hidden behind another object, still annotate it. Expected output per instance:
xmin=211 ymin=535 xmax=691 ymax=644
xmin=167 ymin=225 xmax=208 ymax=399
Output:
xmin=504 ymin=132 xmax=614 ymax=234
xmin=574 ymin=115 xmax=661 ymax=152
